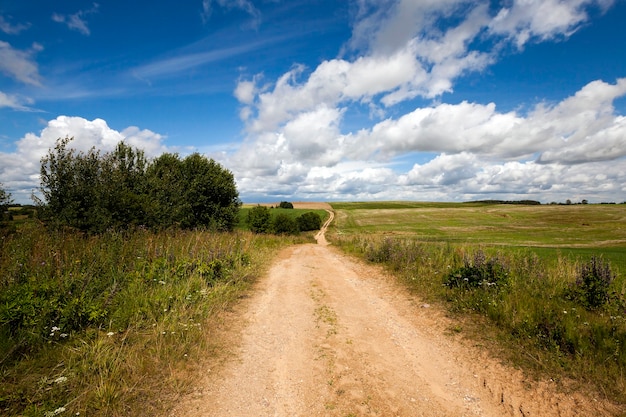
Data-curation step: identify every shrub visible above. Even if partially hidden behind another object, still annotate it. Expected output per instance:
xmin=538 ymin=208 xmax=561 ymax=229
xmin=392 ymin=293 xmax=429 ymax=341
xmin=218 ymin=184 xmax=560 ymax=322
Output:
xmin=567 ymin=256 xmax=616 ymax=310
xmin=272 ymin=213 xmax=299 ymax=235
xmin=444 ymin=250 xmax=509 ymax=290
xmin=296 ymin=212 xmax=322 ymax=231
xmin=278 ymin=201 xmax=294 ymax=209
xmin=247 ymin=205 xmax=271 ymax=233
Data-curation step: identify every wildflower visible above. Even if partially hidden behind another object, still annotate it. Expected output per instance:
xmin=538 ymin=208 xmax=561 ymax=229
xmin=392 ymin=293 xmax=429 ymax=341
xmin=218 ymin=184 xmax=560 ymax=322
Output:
xmin=54 ymin=376 xmax=68 ymax=384
xmin=44 ymin=406 xmax=66 ymax=416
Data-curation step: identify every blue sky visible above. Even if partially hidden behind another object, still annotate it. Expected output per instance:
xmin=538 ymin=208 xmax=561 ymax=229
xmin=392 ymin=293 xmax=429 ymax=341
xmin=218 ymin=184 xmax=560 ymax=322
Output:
xmin=1 ymin=0 xmax=626 ymax=204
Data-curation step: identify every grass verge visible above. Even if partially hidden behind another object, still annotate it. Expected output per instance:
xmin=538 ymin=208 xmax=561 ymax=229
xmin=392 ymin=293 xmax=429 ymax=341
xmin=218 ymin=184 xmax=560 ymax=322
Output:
xmin=328 ymin=202 xmax=626 ymax=406
xmin=0 ymin=223 xmax=304 ymax=416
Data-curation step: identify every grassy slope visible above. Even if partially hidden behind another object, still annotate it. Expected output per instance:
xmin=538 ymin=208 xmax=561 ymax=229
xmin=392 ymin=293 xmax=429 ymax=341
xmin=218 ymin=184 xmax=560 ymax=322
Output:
xmin=329 ymin=202 xmax=626 ymax=406
xmin=332 ymin=202 xmax=626 ymax=270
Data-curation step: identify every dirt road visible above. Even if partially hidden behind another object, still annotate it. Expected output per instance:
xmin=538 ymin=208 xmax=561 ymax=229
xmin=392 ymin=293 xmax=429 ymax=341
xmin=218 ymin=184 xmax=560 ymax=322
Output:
xmin=173 ymin=206 xmax=620 ymax=416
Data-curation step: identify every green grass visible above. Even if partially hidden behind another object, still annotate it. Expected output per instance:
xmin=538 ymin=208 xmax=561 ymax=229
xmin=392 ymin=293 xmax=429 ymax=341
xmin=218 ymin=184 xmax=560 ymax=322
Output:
xmin=0 ymin=222 xmax=303 ymax=417
xmin=331 ymin=202 xmax=626 ymax=270
xmin=328 ymin=202 xmax=626 ymax=406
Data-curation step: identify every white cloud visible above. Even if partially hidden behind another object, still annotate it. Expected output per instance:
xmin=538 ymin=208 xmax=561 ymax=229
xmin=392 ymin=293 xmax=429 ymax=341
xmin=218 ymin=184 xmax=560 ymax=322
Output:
xmin=202 ymin=0 xmax=261 ymax=28
xmin=52 ymin=3 xmax=99 ymax=36
xmin=0 ymin=116 xmax=168 ymax=204
xmin=488 ymin=0 xmax=611 ymax=49
xmin=225 ymin=0 xmax=624 ymax=203
xmin=226 ymin=76 xmax=626 ymax=203
xmin=0 ymin=41 xmax=42 ymax=86
xmin=0 ymin=15 xmax=30 ymax=35
xmin=0 ymin=91 xmax=34 ymax=111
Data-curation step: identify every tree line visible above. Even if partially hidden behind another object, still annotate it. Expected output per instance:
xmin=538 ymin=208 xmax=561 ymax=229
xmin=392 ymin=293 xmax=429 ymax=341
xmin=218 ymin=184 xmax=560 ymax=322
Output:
xmin=34 ymin=137 xmax=241 ymax=233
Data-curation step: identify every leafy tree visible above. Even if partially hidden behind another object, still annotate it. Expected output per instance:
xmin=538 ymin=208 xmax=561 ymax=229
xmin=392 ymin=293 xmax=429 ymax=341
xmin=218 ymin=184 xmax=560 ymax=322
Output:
xmin=101 ymin=142 xmax=149 ymax=228
xmin=0 ymin=183 xmax=12 ymax=208
xmin=272 ymin=213 xmax=298 ymax=235
xmin=179 ymin=153 xmax=241 ymax=231
xmin=145 ymin=153 xmax=185 ymax=228
xmin=0 ymin=183 xmax=13 ymax=223
xmin=38 ymin=138 xmax=241 ymax=232
xmin=37 ymin=137 xmax=108 ymax=232
xmin=279 ymin=201 xmax=294 ymax=209
xmin=296 ymin=212 xmax=322 ymax=231
xmin=247 ymin=205 xmax=271 ymax=233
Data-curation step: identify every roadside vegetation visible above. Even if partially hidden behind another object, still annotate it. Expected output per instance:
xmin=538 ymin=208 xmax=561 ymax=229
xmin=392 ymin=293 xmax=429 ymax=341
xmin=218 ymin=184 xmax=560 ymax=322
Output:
xmin=0 ymin=143 xmax=316 ymax=416
xmin=328 ymin=202 xmax=626 ymax=404
xmin=238 ymin=204 xmax=326 ymax=235
xmin=0 ymin=223 xmax=305 ymax=416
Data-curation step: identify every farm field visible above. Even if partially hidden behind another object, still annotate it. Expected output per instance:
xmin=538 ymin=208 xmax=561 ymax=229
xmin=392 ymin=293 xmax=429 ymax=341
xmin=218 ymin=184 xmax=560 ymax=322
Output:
xmin=327 ymin=201 xmax=626 ymax=406
xmin=331 ymin=201 xmax=626 ymax=270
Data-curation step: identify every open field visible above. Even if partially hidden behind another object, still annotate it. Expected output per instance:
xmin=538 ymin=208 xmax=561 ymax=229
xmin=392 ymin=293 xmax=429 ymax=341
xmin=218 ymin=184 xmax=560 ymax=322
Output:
xmin=331 ymin=201 xmax=626 ymax=270
xmin=328 ymin=201 xmax=626 ymax=406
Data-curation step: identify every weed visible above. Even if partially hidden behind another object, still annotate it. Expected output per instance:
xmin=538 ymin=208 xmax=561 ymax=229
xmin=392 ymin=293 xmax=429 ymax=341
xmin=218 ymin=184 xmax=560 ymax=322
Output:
xmin=567 ymin=256 xmax=616 ymax=310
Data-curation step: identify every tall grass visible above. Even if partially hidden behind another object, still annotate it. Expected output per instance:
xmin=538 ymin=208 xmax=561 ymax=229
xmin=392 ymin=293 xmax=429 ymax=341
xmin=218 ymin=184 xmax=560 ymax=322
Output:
xmin=331 ymin=233 xmax=626 ymax=403
xmin=0 ymin=223 xmax=302 ymax=416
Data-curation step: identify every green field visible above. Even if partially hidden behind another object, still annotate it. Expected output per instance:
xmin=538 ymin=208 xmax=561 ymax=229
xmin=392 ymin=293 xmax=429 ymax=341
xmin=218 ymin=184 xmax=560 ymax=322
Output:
xmin=331 ymin=201 xmax=626 ymax=271
xmin=329 ymin=201 xmax=626 ymax=405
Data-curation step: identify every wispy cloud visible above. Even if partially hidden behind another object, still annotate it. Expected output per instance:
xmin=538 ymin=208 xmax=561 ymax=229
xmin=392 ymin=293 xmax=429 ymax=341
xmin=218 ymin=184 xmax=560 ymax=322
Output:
xmin=0 ymin=91 xmax=36 ymax=111
xmin=202 ymin=0 xmax=262 ymax=29
xmin=52 ymin=3 xmax=99 ymax=36
xmin=0 ymin=41 xmax=42 ymax=86
xmin=0 ymin=14 xmax=30 ymax=35
xmin=131 ymin=37 xmax=281 ymax=82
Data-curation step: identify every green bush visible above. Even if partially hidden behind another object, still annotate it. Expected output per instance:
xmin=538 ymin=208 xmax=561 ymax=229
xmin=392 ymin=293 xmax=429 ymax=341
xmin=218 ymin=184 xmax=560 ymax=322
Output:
xmin=567 ymin=256 xmax=616 ymax=310
xmin=247 ymin=205 xmax=271 ymax=233
xmin=296 ymin=212 xmax=322 ymax=231
xmin=444 ymin=250 xmax=509 ymax=290
xmin=279 ymin=201 xmax=294 ymax=209
xmin=272 ymin=213 xmax=299 ymax=235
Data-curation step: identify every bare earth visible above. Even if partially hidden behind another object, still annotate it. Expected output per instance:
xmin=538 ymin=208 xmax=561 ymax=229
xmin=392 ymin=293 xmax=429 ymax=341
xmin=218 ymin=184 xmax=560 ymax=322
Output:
xmin=172 ymin=204 xmax=621 ymax=417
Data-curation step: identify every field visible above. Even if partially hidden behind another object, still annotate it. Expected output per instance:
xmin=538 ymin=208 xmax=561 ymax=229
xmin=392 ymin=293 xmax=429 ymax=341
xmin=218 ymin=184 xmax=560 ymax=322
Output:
xmin=331 ymin=202 xmax=626 ymax=270
xmin=328 ymin=202 xmax=626 ymax=404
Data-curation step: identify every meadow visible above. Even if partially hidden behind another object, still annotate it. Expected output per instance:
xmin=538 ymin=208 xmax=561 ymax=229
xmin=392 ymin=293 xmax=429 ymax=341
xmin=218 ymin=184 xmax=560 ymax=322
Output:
xmin=328 ymin=202 xmax=626 ymax=404
xmin=0 ymin=220 xmax=313 ymax=417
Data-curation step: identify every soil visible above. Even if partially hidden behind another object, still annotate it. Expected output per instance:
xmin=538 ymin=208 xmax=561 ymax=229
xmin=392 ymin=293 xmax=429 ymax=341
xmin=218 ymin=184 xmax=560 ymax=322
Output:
xmin=171 ymin=203 xmax=623 ymax=416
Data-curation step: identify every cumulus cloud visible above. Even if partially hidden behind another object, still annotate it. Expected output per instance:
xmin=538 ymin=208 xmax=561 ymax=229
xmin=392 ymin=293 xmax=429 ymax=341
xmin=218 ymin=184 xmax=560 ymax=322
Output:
xmin=223 ymin=0 xmax=624 ymax=203
xmin=0 ymin=41 xmax=42 ymax=86
xmin=0 ymin=116 xmax=168 ymax=203
xmin=488 ymin=0 xmax=613 ymax=49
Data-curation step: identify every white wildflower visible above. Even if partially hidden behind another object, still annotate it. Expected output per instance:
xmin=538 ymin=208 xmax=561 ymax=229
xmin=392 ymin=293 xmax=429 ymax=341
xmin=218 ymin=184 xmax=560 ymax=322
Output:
xmin=53 ymin=376 xmax=68 ymax=384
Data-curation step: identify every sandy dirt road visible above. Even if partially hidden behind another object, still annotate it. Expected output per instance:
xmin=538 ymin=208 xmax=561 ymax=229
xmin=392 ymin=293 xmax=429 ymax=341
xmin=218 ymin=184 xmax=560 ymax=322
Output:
xmin=173 ymin=206 xmax=621 ymax=417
